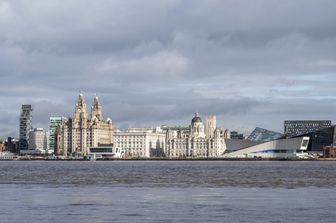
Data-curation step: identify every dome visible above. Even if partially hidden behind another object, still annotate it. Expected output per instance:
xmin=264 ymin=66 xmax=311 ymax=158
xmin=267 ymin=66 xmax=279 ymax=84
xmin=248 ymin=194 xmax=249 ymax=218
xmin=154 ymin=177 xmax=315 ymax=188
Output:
xmin=191 ymin=113 xmax=202 ymax=123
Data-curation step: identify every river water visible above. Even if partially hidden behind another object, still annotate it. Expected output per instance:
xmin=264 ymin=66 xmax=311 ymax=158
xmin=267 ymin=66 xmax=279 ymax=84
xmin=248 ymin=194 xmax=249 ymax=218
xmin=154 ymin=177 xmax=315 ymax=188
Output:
xmin=0 ymin=161 xmax=335 ymax=222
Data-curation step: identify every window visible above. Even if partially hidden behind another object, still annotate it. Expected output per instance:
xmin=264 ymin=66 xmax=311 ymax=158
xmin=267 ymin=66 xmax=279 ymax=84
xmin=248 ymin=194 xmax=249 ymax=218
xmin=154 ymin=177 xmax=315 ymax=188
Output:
xmin=301 ymin=139 xmax=309 ymax=147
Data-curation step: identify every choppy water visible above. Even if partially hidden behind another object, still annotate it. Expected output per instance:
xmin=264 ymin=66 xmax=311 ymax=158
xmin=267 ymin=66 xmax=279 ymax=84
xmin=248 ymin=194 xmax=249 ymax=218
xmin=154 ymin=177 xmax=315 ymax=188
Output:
xmin=0 ymin=161 xmax=335 ymax=222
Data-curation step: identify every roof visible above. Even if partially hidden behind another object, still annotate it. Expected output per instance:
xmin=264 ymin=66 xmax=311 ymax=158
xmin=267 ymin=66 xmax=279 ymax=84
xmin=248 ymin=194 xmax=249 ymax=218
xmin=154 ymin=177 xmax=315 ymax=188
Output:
xmin=224 ymin=139 xmax=261 ymax=152
xmin=191 ymin=113 xmax=202 ymax=123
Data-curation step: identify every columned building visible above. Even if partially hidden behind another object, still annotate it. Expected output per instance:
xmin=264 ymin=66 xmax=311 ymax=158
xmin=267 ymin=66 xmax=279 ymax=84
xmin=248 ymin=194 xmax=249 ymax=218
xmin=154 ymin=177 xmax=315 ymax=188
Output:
xmin=166 ymin=113 xmax=228 ymax=158
xmin=71 ymin=92 xmax=88 ymax=155
xmin=56 ymin=93 xmax=113 ymax=156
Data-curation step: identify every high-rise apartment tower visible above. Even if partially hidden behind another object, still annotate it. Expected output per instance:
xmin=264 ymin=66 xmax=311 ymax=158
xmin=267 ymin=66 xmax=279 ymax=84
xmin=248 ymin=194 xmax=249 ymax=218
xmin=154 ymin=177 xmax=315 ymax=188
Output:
xmin=19 ymin=105 xmax=33 ymax=151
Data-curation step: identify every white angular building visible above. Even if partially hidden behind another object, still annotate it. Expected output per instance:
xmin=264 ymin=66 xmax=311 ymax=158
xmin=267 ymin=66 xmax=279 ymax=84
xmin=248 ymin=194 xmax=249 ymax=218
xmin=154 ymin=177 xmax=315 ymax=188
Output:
xmin=56 ymin=93 xmax=113 ymax=157
xmin=223 ymin=137 xmax=310 ymax=159
xmin=166 ymin=113 xmax=229 ymax=158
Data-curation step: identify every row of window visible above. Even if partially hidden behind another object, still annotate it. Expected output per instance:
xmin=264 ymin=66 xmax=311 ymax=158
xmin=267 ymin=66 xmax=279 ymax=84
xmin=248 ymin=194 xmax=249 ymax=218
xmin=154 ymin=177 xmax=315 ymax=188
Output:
xmin=116 ymin=143 xmax=143 ymax=148
xmin=169 ymin=153 xmax=209 ymax=157
xmin=116 ymin=139 xmax=145 ymax=143
xmin=116 ymin=135 xmax=146 ymax=139
xmin=168 ymin=144 xmax=215 ymax=149
xmin=127 ymin=152 xmax=144 ymax=156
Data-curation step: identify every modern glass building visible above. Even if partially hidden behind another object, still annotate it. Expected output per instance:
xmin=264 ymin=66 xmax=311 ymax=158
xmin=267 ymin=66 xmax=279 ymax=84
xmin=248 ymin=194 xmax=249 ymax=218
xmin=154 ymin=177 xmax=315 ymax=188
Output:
xmin=247 ymin=127 xmax=283 ymax=142
xmin=49 ymin=117 xmax=66 ymax=152
xmin=289 ymin=125 xmax=336 ymax=152
xmin=284 ymin=120 xmax=331 ymax=137
xmin=19 ymin=105 xmax=33 ymax=152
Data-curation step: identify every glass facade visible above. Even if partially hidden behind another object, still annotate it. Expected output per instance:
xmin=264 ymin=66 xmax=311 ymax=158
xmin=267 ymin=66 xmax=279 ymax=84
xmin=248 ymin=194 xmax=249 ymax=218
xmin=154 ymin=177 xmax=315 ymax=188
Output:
xmin=89 ymin=147 xmax=113 ymax=153
xmin=284 ymin=120 xmax=331 ymax=137
xmin=19 ymin=105 xmax=33 ymax=151
xmin=49 ymin=117 xmax=66 ymax=151
xmin=290 ymin=126 xmax=336 ymax=152
xmin=247 ymin=127 xmax=283 ymax=142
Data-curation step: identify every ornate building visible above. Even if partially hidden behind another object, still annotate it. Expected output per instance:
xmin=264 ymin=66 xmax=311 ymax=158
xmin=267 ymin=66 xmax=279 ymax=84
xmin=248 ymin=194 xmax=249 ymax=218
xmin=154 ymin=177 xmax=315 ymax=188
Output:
xmin=114 ymin=127 xmax=166 ymax=158
xmin=166 ymin=113 xmax=228 ymax=158
xmin=55 ymin=93 xmax=113 ymax=156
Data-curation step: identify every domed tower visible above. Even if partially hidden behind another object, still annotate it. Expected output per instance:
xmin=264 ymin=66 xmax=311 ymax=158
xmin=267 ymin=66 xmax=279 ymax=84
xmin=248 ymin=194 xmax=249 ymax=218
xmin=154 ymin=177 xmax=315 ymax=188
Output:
xmin=91 ymin=95 xmax=103 ymax=121
xmin=190 ymin=113 xmax=205 ymax=138
xmin=72 ymin=91 xmax=88 ymax=156
xmin=73 ymin=91 xmax=88 ymax=125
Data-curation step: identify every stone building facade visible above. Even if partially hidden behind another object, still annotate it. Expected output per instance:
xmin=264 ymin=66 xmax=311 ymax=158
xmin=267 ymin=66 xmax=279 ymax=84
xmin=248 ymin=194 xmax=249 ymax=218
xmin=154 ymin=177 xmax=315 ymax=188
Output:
xmin=28 ymin=128 xmax=49 ymax=151
xmin=55 ymin=93 xmax=113 ymax=156
xmin=0 ymin=140 xmax=4 ymax=153
xmin=4 ymin=137 xmax=18 ymax=154
xmin=166 ymin=113 xmax=228 ymax=158
xmin=113 ymin=127 xmax=166 ymax=158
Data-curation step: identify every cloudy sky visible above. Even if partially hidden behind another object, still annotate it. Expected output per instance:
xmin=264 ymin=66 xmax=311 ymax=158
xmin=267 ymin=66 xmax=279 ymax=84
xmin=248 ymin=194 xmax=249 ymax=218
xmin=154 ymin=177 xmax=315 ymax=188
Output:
xmin=1 ymin=0 xmax=336 ymax=138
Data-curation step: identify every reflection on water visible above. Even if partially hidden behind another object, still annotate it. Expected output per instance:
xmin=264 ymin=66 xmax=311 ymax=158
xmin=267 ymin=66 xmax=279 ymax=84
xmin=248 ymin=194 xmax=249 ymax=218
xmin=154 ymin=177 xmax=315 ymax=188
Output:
xmin=1 ymin=161 xmax=336 ymax=187
xmin=0 ymin=161 xmax=335 ymax=222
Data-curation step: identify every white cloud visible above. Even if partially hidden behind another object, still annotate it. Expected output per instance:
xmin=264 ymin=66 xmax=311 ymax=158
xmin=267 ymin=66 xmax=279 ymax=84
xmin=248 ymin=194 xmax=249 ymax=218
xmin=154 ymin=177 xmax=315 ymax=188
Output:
xmin=0 ymin=1 xmax=13 ymax=22
xmin=315 ymin=59 xmax=336 ymax=67
xmin=1 ymin=0 xmax=336 ymax=137
xmin=97 ymin=50 xmax=189 ymax=80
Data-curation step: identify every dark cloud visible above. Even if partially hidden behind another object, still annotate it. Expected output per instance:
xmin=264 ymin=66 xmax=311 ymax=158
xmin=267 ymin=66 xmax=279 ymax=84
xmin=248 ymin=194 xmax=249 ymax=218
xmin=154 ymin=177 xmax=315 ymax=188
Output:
xmin=1 ymin=0 xmax=336 ymax=138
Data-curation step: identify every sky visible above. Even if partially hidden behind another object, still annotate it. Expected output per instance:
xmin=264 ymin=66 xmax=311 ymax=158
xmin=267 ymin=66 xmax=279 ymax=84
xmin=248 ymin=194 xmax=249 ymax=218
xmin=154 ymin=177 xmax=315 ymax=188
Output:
xmin=1 ymin=0 xmax=336 ymax=138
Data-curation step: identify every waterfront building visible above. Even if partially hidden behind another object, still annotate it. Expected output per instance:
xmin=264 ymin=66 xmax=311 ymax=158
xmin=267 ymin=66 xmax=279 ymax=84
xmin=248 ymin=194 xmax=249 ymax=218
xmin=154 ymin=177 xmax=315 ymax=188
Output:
xmin=49 ymin=117 xmax=66 ymax=152
xmin=4 ymin=137 xmax=18 ymax=154
xmin=27 ymin=128 xmax=49 ymax=152
xmin=87 ymin=144 xmax=125 ymax=160
xmin=223 ymin=137 xmax=310 ymax=159
xmin=287 ymin=125 xmax=336 ymax=152
xmin=114 ymin=127 xmax=166 ymax=158
xmin=166 ymin=113 xmax=228 ymax=158
xmin=19 ymin=105 xmax=33 ymax=152
xmin=323 ymin=146 xmax=336 ymax=158
xmin=205 ymin=115 xmax=216 ymax=138
xmin=247 ymin=127 xmax=283 ymax=142
xmin=56 ymin=93 xmax=113 ymax=157
xmin=284 ymin=120 xmax=331 ymax=137
xmin=0 ymin=140 xmax=4 ymax=153
xmin=54 ymin=126 xmax=64 ymax=155
xmin=19 ymin=128 xmax=50 ymax=155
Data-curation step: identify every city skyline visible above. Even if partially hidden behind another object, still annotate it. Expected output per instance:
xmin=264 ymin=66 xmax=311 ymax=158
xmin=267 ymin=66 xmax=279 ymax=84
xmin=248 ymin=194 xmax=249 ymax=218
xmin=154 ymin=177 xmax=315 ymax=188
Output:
xmin=1 ymin=91 xmax=335 ymax=139
xmin=1 ymin=2 xmax=336 ymax=223
xmin=1 ymin=1 xmax=336 ymax=138
xmin=3 ymin=91 xmax=335 ymax=158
